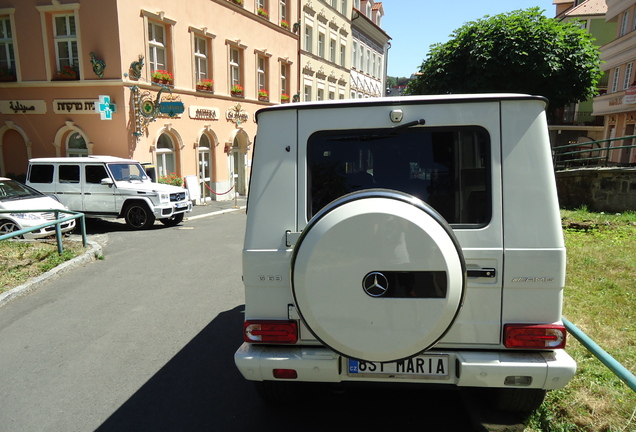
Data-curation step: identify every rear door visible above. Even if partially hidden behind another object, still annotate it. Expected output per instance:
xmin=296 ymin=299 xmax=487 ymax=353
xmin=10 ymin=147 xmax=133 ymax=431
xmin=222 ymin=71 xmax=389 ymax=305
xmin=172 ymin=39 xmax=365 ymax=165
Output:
xmin=294 ymin=100 xmax=504 ymax=357
xmin=83 ymin=164 xmax=116 ymax=215
xmin=55 ymin=164 xmax=83 ymax=212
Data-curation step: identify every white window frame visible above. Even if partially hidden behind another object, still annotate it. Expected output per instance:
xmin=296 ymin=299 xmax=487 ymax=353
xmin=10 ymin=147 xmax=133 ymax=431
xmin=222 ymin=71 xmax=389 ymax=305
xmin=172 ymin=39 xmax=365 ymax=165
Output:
xmin=329 ymin=37 xmax=336 ymax=63
xmin=620 ymin=11 xmax=630 ymax=36
xmin=305 ymin=23 xmax=313 ymax=52
xmin=280 ymin=0 xmax=287 ymax=22
xmin=148 ymin=21 xmax=167 ymax=72
xmin=611 ymin=67 xmax=621 ymax=93
xmin=230 ymin=46 xmax=242 ymax=87
xmin=340 ymin=41 xmax=346 ymax=66
xmin=624 ymin=62 xmax=633 ymax=90
xmin=257 ymin=54 xmax=267 ymax=91
xmin=318 ymin=30 xmax=326 ymax=58
xmin=280 ymin=61 xmax=289 ymax=98
xmin=194 ymin=35 xmax=209 ymax=82
xmin=53 ymin=13 xmax=78 ymax=72
xmin=0 ymin=16 xmax=15 ymax=75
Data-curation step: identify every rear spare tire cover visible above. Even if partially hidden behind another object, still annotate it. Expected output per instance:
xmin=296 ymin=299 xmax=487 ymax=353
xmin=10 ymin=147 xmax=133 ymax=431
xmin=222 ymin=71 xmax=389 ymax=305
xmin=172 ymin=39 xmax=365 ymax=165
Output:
xmin=292 ymin=190 xmax=466 ymax=363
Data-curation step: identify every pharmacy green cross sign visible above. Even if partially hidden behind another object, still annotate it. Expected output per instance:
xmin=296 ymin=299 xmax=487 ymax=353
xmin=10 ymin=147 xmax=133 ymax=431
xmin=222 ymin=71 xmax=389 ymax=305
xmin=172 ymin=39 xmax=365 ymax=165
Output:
xmin=96 ymin=95 xmax=116 ymax=120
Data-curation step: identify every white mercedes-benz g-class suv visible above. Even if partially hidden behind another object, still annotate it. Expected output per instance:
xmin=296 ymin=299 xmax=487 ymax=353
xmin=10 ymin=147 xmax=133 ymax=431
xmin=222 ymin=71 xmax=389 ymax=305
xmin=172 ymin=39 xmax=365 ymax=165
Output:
xmin=234 ymin=94 xmax=576 ymax=413
xmin=26 ymin=156 xmax=191 ymax=229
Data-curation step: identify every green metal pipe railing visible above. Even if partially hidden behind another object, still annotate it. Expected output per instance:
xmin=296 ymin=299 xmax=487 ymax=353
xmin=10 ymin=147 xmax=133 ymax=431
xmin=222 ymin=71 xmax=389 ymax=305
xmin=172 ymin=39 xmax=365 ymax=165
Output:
xmin=0 ymin=209 xmax=86 ymax=254
xmin=553 ymin=135 xmax=636 ymax=169
xmin=563 ymin=317 xmax=636 ymax=393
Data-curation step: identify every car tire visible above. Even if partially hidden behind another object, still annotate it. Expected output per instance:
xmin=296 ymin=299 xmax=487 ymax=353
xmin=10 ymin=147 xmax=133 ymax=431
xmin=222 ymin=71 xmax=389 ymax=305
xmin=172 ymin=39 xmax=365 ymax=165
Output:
xmin=124 ymin=202 xmax=155 ymax=229
xmin=494 ymin=388 xmax=547 ymax=413
xmin=0 ymin=219 xmax=22 ymax=238
xmin=291 ymin=189 xmax=466 ymax=363
xmin=159 ymin=213 xmax=184 ymax=226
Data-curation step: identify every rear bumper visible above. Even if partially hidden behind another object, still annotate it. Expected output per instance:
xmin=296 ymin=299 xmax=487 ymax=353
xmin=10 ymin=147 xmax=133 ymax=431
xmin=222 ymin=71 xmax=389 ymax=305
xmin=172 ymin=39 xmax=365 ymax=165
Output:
xmin=234 ymin=343 xmax=576 ymax=390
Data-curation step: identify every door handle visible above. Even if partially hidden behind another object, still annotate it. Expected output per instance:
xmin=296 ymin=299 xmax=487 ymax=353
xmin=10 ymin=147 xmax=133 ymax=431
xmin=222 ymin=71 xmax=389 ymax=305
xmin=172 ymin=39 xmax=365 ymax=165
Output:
xmin=467 ymin=268 xmax=496 ymax=278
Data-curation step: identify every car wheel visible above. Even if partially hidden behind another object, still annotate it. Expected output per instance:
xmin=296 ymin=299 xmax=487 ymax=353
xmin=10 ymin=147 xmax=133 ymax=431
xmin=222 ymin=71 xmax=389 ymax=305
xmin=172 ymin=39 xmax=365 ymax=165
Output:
xmin=124 ymin=202 xmax=155 ymax=229
xmin=0 ymin=219 xmax=22 ymax=238
xmin=494 ymin=388 xmax=547 ymax=413
xmin=159 ymin=213 xmax=184 ymax=226
xmin=291 ymin=189 xmax=466 ymax=363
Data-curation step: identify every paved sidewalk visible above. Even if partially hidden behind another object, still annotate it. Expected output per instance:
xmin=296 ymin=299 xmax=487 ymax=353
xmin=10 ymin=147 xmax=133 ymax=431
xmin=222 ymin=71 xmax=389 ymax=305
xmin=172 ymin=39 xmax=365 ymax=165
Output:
xmin=187 ymin=196 xmax=247 ymax=220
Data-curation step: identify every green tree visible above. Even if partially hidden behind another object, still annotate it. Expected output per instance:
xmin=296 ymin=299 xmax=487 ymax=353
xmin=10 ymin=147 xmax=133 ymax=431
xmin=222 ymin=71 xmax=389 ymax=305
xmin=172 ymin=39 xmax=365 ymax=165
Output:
xmin=405 ymin=8 xmax=602 ymax=110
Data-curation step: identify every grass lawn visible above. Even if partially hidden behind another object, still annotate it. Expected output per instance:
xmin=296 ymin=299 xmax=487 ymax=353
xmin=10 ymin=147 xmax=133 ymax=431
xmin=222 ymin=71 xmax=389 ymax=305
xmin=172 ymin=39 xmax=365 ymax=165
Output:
xmin=526 ymin=209 xmax=636 ymax=432
xmin=0 ymin=238 xmax=86 ymax=295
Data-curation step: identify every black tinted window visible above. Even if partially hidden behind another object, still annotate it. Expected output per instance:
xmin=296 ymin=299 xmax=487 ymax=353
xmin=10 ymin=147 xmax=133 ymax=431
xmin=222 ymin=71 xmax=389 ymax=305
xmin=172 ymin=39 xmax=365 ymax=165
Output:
xmin=59 ymin=165 xmax=80 ymax=183
xmin=307 ymin=127 xmax=491 ymax=226
xmin=86 ymin=165 xmax=109 ymax=184
xmin=28 ymin=164 xmax=54 ymax=183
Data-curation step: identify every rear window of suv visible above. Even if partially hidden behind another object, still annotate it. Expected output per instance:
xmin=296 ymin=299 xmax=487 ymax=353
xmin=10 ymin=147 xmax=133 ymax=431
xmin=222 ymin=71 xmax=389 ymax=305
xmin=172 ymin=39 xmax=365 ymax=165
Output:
xmin=307 ymin=126 xmax=491 ymax=226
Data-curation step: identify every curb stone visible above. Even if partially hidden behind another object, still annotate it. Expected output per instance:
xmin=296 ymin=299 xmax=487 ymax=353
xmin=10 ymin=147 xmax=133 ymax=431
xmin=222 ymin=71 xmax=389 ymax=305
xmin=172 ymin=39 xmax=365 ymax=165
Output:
xmin=0 ymin=239 xmax=103 ymax=308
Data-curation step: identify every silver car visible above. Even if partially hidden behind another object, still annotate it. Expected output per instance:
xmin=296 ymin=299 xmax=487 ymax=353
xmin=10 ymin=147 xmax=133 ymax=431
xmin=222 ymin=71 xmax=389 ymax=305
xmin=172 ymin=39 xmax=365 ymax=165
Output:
xmin=0 ymin=177 xmax=76 ymax=239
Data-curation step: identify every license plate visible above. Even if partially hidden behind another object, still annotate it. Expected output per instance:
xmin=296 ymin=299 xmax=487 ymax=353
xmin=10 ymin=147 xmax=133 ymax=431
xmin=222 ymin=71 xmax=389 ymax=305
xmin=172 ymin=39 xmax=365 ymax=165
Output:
xmin=175 ymin=202 xmax=187 ymax=208
xmin=348 ymin=355 xmax=450 ymax=379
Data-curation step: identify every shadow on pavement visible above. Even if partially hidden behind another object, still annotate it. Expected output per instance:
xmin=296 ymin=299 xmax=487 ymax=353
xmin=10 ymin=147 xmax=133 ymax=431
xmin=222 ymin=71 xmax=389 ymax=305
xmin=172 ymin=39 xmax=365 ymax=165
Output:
xmin=95 ymin=305 xmax=477 ymax=432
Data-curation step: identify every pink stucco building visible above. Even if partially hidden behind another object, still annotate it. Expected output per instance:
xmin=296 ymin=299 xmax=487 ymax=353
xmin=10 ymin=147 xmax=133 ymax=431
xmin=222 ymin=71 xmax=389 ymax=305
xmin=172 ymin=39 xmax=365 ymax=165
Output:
xmin=0 ymin=0 xmax=299 ymax=201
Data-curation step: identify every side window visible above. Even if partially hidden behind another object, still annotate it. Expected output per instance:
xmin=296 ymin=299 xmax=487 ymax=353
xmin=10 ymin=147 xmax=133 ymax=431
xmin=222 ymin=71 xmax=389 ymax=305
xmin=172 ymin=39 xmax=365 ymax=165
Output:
xmin=307 ymin=127 xmax=491 ymax=226
xmin=59 ymin=164 xmax=80 ymax=183
xmin=28 ymin=165 xmax=54 ymax=183
xmin=85 ymin=165 xmax=108 ymax=184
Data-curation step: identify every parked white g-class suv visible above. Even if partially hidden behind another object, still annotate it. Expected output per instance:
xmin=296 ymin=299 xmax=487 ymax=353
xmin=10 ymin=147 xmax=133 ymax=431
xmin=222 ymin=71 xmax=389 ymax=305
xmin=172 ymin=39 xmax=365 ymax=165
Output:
xmin=234 ymin=94 xmax=576 ymax=413
xmin=27 ymin=156 xmax=191 ymax=229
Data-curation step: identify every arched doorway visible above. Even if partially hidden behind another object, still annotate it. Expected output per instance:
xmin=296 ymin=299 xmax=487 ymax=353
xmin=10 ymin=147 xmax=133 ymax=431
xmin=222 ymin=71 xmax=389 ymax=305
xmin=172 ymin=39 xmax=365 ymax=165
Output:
xmin=0 ymin=123 xmax=30 ymax=181
xmin=228 ymin=129 xmax=249 ymax=197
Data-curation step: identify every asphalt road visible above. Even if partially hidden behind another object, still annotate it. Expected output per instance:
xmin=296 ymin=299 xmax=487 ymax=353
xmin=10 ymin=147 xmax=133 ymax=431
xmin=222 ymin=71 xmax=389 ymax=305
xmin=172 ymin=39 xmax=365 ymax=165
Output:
xmin=0 ymin=208 xmax=524 ymax=432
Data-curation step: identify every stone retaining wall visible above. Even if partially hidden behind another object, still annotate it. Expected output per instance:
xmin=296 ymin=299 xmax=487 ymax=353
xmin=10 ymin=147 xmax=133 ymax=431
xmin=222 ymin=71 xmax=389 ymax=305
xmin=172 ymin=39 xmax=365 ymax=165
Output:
xmin=555 ymin=168 xmax=636 ymax=213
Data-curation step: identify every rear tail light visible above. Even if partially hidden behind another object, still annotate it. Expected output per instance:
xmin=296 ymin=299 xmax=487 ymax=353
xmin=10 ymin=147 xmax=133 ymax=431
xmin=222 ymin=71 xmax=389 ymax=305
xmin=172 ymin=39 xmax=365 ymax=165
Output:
xmin=504 ymin=324 xmax=567 ymax=349
xmin=243 ymin=320 xmax=298 ymax=344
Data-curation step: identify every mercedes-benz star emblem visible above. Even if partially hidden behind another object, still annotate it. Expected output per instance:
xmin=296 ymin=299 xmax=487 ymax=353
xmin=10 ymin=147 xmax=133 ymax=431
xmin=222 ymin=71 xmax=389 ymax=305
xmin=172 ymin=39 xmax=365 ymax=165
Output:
xmin=362 ymin=272 xmax=389 ymax=297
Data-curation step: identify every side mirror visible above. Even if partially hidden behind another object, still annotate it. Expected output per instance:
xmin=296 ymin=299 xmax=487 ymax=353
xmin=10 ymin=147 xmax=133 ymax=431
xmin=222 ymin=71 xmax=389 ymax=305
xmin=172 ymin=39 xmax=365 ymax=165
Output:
xmin=101 ymin=177 xmax=114 ymax=187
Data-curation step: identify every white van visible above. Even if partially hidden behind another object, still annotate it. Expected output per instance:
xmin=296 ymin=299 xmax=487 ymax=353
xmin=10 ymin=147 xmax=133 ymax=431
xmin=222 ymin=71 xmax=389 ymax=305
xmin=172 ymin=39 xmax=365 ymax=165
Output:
xmin=234 ymin=94 xmax=576 ymax=413
xmin=26 ymin=156 xmax=191 ymax=229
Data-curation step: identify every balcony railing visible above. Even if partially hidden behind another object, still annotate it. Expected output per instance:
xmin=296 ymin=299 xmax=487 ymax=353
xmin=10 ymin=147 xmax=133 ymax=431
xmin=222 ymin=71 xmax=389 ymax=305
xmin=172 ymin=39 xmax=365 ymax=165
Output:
xmin=553 ymin=134 xmax=636 ymax=170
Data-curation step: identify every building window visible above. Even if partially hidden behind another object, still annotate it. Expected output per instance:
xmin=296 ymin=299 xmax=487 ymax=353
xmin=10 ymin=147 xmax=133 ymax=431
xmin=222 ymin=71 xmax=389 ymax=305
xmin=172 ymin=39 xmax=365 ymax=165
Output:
xmin=318 ymin=31 xmax=325 ymax=58
xmin=54 ymin=14 xmax=79 ymax=78
xmin=317 ymin=88 xmax=324 ymax=101
xmin=620 ymin=11 xmax=630 ymax=37
xmin=194 ymin=36 xmax=209 ymax=83
xmin=305 ymin=24 xmax=313 ymax=52
xmin=66 ymin=132 xmax=87 ymax=157
xmin=0 ymin=17 xmax=15 ymax=80
xmin=341 ymin=0 xmax=347 ymax=15
xmin=624 ymin=63 xmax=633 ymax=90
xmin=611 ymin=67 xmax=620 ymax=93
xmin=329 ymin=37 xmax=336 ymax=63
xmin=148 ymin=21 xmax=167 ymax=73
xmin=280 ymin=62 xmax=289 ymax=100
xmin=257 ymin=55 xmax=268 ymax=97
xmin=352 ymin=42 xmax=357 ymax=69
xmin=230 ymin=46 xmax=242 ymax=88
xmin=156 ymin=133 xmax=176 ymax=177
xmin=340 ymin=42 xmax=346 ymax=66
xmin=304 ymin=84 xmax=312 ymax=101
xmin=366 ymin=2 xmax=372 ymax=18
xmin=280 ymin=0 xmax=288 ymax=22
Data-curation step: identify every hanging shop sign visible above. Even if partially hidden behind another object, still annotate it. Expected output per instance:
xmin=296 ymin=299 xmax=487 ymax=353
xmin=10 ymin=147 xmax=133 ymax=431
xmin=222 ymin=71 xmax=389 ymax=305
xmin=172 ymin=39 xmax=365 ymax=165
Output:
xmin=189 ymin=105 xmax=220 ymax=120
xmin=226 ymin=103 xmax=249 ymax=125
xmin=0 ymin=100 xmax=47 ymax=114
